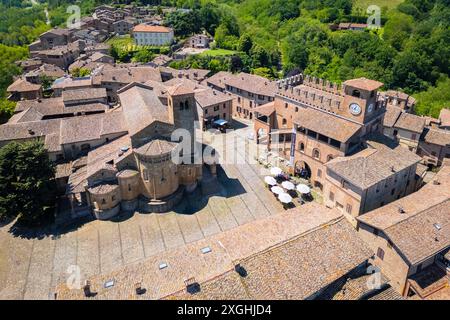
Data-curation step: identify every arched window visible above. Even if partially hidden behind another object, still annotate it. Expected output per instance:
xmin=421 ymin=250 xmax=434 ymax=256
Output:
xmin=184 ymin=100 xmax=189 ymax=109
xmin=282 ymin=118 xmax=287 ymax=127
xmin=352 ymin=90 xmax=361 ymax=98
xmin=179 ymin=101 xmax=184 ymax=110
xmin=298 ymin=142 xmax=305 ymax=152
xmin=313 ymin=148 xmax=320 ymax=160
xmin=102 ymin=198 xmax=106 ymax=205
xmin=327 ymin=155 xmax=333 ymax=162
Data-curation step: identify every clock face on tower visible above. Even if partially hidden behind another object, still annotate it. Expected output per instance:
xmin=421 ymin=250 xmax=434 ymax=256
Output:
xmin=349 ymin=103 xmax=362 ymax=116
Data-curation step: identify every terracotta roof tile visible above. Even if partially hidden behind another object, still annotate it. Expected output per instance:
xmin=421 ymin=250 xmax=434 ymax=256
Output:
xmin=327 ymin=140 xmax=421 ymax=189
xmin=133 ymin=24 xmax=172 ymax=33
xmin=294 ymin=107 xmax=362 ymax=142
xmin=343 ymin=78 xmax=384 ymax=91
xmin=7 ymin=78 xmax=42 ymax=92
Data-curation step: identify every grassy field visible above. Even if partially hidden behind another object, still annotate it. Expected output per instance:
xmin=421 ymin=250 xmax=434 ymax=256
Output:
xmin=353 ymin=0 xmax=404 ymax=13
xmin=199 ymin=48 xmax=239 ymax=57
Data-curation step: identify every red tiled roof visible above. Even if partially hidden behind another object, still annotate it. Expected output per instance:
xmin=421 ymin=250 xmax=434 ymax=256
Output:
xmin=133 ymin=24 xmax=172 ymax=33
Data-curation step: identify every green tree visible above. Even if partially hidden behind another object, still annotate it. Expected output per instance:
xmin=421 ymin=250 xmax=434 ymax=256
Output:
xmin=0 ymin=99 xmax=16 ymax=124
xmin=132 ymin=49 xmax=155 ymax=63
xmin=199 ymin=3 xmax=220 ymax=35
xmin=70 ymin=67 xmax=91 ymax=78
xmin=0 ymin=141 xmax=56 ymax=225
xmin=250 ymin=44 xmax=270 ymax=68
xmin=383 ymin=11 xmax=414 ymax=51
xmin=414 ymin=75 xmax=450 ymax=118
xmin=238 ymin=33 xmax=253 ymax=54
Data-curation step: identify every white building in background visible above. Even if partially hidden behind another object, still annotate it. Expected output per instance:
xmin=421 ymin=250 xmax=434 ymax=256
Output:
xmin=132 ymin=24 xmax=174 ymax=46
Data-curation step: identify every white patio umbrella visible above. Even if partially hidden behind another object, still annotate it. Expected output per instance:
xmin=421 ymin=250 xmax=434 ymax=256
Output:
xmin=270 ymin=167 xmax=283 ymax=176
xmin=278 ymin=192 xmax=293 ymax=204
xmin=271 ymin=186 xmax=284 ymax=195
xmin=264 ymin=176 xmax=277 ymax=186
xmin=281 ymin=181 xmax=295 ymax=190
xmin=297 ymin=184 xmax=311 ymax=194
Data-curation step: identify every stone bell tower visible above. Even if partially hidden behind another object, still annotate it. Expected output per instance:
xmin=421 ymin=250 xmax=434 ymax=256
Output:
xmin=167 ymin=84 xmax=198 ymax=157
xmin=341 ymin=77 xmax=385 ymax=125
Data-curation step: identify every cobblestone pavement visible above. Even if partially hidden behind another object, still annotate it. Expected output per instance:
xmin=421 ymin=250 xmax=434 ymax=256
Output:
xmin=0 ymin=122 xmax=284 ymax=299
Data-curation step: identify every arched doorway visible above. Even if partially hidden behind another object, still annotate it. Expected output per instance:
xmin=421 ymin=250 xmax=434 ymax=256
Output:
xmin=295 ymin=160 xmax=311 ymax=179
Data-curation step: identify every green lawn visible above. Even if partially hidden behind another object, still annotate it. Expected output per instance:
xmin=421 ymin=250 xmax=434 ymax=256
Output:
xmin=199 ymin=48 xmax=239 ymax=57
xmin=353 ymin=0 xmax=404 ymax=13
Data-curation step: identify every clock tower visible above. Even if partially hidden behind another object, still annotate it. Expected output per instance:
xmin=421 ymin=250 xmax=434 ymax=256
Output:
xmin=341 ymin=78 xmax=384 ymax=125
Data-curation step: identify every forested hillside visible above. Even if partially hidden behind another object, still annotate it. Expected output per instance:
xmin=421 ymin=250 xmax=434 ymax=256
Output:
xmin=0 ymin=0 xmax=449 ymax=118
xmin=166 ymin=0 xmax=449 ymax=117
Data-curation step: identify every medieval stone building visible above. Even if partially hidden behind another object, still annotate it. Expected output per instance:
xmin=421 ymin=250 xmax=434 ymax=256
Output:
xmin=66 ymin=82 xmax=207 ymax=219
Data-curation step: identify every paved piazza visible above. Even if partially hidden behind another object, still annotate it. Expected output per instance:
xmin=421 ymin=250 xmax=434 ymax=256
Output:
xmin=0 ymin=121 xmax=285 ymax=299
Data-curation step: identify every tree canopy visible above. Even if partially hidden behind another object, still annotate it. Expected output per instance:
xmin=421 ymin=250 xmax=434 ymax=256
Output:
xmin=0 ymin=141 xmax=56 ymax=225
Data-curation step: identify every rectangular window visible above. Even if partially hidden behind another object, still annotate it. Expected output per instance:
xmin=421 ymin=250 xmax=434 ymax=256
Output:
xmin=346 ymin=204 xmax=352 ymax=214
xmin=143 ymin=169 xmax=149 ymax=181
xmin=377 ymin=247 xmax=385 ymax=260
xmin=214 ymin=105 xmax=219 ymax=111
xmin=307 ymin=130 xmax=317 ymax=139
xmin=317 ymin=169 xmax=322 ymax=178
xmin=329 ymin=192 xmax=334 ymax=202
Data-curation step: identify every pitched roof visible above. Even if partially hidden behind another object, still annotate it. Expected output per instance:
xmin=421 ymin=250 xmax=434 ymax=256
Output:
xmin=15 ymin=97 xmax=108 ymax=118
xmin=7 ymin=78 xmax=42 ymax=92
xmin=294 ymin=107 xmax=362 ymax=142
xmin=62 ymin=87 xmax=107 ymax=103
xmin=421 ymin=128 xmax=450 ymax=146
xmin=204 ymin=71 xmax=233 ymax=90
xmin=88 ymin=183 xmax=119 ymax=195
xmin=167 ymin=83 xmax=195 ymax=96
xmin=118 ymin=83 xmax=170 ymax=137
xmin=326 ymin=140 xmax=421 ymax=189
xmin=133 ymin=24 xmax=172 ymax=33
xmin=224 ymin=72 xmax=277 ymax=97
xmin=194 ymin=88 xmax=233 ymax=108
xmin=25 ymin=63 xmax=66 ymax=79
xmin=0 ymin=118 xmax=62 ymax=152
xmin=343 ymin=78 xmax=384 ymax=91
xmin=41 ymin=28 xmax=70 ymax=37
xmin=92 ymin=66 xmax=161 ymax=85
xmin=8 ymin=107 xmax=44 ymax=123
xmin=253 ymin=101 xmax=275 ymax=116
xmin=394 ymin=112 xmax=425 ymax=133
xmin=382 ymin=200 xmax=449 ymax=265
xmin=357 ymin=163 xmax=450 ymax=231
xmin=52 ymin=77 xmax=93 ymax=90
xmin=59 ymin=112 xmax=127 ymax=145
xmin=135 ymin=139 xmax=178 ymax=156
xmin=383 ymin=106 xmax=402 ymax=128
xmin=55 ymin=204 xmax=371 ymax=300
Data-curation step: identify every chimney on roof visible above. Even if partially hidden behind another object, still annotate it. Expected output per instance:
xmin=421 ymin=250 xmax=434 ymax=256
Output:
xmin=83 ymin=280 xmax=92 ymax=297
xmin=391 ymin=166 xmax=396 ymax=173
xmin=433 ymin=180 xmax=441 ymax=185
xmin=28 ymin=129 xmax=35 ymax=135
xmin=398 ymin=206 xmax=405 ymax=214
xmin=135 ymin=282 xmax=145 ymax=295
xmin=184 ymin=277 xmax=200 ymax=294
xmin=234 ymin=261 xmax=248 ymax=278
